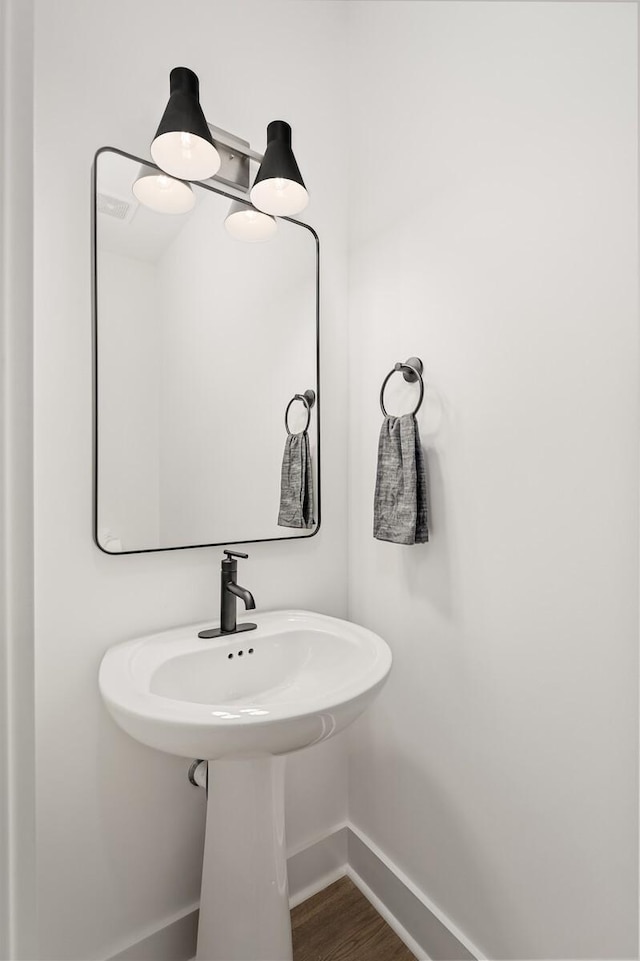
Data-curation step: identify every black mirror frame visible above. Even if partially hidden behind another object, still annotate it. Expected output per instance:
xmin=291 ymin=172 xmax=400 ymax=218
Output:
xmin=91 ymin=146 xmax=321 ymax=555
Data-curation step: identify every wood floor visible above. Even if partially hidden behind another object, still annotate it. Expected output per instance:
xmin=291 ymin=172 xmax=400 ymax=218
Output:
xmin=291 ymin=876 xmax=417 ymax=961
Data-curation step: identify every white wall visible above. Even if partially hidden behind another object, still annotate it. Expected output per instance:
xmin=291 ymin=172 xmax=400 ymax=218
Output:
xmin=33 ymin=1 xmax=349 ymax=957
xmin=1 ymin=0 xmax=37 ymax=957
xmin=346 ymin=3 xmax=638 ymax=959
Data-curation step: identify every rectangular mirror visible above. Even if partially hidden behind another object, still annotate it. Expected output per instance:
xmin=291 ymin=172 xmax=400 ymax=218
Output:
xmin=93 ymin=148 xmax=320 ymax=553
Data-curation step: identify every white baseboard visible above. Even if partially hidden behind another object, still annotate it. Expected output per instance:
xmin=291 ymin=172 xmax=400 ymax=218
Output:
xmin=347 ymin=866 xmax=431 ymax=960
xmin=347 ymin=824 xmax=483 ymax=961
xmin=108 ymin=822 xmax=480 ymax=961
xmin=109 ymin=904 xmax=199 ymax=961
xmin=287 ymin=823 xmax=348 ymax=907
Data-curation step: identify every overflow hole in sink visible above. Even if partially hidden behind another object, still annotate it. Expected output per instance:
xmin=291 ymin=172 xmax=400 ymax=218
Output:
xmin=249 ymin=648 xmax=254 ymax=654
xmin=228 ymin=653 xmax=233 ymax=659
xmin=238 ymin=651 xmax=244 ymax=656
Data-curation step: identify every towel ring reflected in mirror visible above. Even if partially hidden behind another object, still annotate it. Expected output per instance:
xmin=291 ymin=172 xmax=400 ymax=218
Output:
xmin=285 ymin=389 xmax=316 ymax=435
xmin=379 ymin=357 xmax=425 ymax=417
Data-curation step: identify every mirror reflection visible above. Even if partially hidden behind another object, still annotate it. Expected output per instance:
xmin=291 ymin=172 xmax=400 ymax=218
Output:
xmin=93 ymin=148 xmax=319 ymax=553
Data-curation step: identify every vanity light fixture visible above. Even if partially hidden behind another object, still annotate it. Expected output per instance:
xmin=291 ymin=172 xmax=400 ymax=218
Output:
xmin=250 ymin=121 xmax=309 ymax=217
xmin=132 ymin=164 xmax=195 ymax=214
xmin=224 ymin=200 xmax=277 ymax=242
xmin=150 ymin=67 xmax=221 ymax=182
xmin=148 ymin=69 xmax=309 ymax=221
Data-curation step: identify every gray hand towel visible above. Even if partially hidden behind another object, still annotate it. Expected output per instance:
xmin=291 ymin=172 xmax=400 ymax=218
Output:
xmin=373 ymin=414 xmax=428 ymax=544
xmin=278 ymin=431 xmax=314 ymax=529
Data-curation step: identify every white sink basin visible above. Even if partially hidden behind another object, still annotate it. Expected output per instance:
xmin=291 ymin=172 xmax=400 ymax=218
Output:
xmin=98 ymin=609 xmax=391 ymax=961
xmin=99 ymin=609 xmax=392 ymax=759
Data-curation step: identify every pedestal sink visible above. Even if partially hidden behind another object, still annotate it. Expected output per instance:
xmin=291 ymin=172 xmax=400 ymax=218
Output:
xmin=99 ymin=610 xmax=392 ymax=961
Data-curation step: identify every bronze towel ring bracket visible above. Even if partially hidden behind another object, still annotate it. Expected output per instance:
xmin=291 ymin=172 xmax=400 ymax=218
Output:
xmin=379 ymin=357 xmax=424 ymax=417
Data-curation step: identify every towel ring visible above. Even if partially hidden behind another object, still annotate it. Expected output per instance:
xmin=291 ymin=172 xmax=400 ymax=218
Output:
xmin=379 ymin=357 xmax=424 ymax=417
xmin=285 ymin=389 xmax=316 ymax=435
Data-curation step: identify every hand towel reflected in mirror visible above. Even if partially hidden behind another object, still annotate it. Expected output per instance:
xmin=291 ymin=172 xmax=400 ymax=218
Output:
xmin=374 ymin=413 xmax=428 ymax=544
xmin=278 ymin=430 xmax=314 ymax=529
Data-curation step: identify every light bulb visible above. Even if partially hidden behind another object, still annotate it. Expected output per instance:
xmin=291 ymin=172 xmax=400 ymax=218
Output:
xmin=133 ymin=170 xmax=196 ymax=214
xmin=250 ymin=178 xmax=308 ymax=217
xmin=151 ymin=131 xmax=220 ymax=181
xmin=224 ymin=201 xmax=277 ymax=242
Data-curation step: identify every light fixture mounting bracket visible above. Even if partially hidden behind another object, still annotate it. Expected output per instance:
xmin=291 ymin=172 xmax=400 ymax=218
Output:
xmin=206 ymin=124 xmax=263 ymax=193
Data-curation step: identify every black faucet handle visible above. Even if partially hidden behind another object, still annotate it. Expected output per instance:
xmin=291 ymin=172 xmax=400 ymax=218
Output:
xmin=223 ymin=549 xmax=248 ymax=560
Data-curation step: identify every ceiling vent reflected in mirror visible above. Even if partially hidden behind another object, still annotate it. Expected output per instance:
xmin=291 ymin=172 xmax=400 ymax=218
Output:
xmin=96 ymin=192 xmax=131 ymax=221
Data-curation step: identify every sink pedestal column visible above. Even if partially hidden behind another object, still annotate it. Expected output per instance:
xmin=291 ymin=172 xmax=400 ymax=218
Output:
xmin=196 ymin=756 xmax=292 ymax=961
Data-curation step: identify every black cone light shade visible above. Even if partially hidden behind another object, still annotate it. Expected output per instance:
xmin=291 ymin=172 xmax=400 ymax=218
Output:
xmin=150 ymin=67 xmax=220 ymax=182
xmin=250 ymin=121 xmax=309 ymax=217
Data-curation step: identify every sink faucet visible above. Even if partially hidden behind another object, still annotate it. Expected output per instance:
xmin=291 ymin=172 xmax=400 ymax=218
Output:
xmin=198 ymin=550 xmax=257 ymax=639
